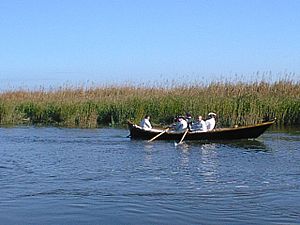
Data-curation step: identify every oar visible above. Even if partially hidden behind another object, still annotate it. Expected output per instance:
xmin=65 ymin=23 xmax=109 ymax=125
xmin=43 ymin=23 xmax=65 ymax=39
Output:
xmin=148 ymin=128 xmax=169 ymax=142
xmin=175 ymin=129 xmax=189 ymax=146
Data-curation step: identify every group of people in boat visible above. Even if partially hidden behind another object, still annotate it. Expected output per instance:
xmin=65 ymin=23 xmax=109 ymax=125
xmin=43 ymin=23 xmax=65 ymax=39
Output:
xmin=140 ymin=112 xmax=217 ymax=132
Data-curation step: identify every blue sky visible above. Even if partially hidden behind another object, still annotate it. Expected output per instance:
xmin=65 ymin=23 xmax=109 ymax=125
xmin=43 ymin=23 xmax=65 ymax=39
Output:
xmin=0 ymin=0 xmax=299 ymax=89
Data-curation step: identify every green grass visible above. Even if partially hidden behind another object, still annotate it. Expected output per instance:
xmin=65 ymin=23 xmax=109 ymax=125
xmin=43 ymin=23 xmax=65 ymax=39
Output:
xmin=0 ymin=80 xmax=299 ymax=128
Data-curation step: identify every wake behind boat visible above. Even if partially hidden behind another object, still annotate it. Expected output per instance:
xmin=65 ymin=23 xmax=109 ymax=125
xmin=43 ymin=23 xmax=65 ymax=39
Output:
xmin=127 ymin=120 xmax=275 ymax=141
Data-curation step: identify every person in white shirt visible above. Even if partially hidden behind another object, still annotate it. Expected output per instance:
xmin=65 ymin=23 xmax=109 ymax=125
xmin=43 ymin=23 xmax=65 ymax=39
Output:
xmin=175 ymin=116 xmax=188 ymax=132
xmin=205 ymin=112 xmax=217 ymax=131
xmin=191 ymin=115 xmax=207 ymax=132
xmin=140 ymin=115 xmax=152 ymax=130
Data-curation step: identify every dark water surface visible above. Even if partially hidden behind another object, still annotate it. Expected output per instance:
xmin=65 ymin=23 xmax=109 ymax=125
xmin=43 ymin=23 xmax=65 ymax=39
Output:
xmin=0 ymin=127 xmax=299 ymax=224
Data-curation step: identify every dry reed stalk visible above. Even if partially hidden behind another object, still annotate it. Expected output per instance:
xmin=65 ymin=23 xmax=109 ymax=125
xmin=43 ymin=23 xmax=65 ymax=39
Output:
xmin=0 ymin=80 xmax=299 ymax=127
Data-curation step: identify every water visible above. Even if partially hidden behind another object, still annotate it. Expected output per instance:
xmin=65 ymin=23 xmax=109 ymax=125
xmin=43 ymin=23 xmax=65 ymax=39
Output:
xmin=0 ymin=127 xmax=299 ymax=224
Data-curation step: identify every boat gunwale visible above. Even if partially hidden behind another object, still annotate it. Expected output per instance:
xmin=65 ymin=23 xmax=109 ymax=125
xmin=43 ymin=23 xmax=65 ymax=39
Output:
xmin=128 ymin=120 xmax=276 ymax=135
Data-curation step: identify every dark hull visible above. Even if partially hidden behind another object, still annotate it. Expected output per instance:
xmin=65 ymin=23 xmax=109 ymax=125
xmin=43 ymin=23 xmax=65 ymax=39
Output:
xmin=128 ymin=120 xmax=275 ymax=141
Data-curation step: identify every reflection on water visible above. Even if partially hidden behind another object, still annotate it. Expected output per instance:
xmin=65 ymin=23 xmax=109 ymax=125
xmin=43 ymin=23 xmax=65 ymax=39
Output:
xmin=175 ymin=142 xmax=220 ymax=185
xmin=270 ymin=125 xmax=300 ymax=135
xmin=0 ymin=128 xmax=299 ymax=225
xmin=184 ymin=139 xmax=268 ymax=151
xmin=224 ymin=139 xmax=268 ymax=151
xmin=199 ymin=144 xmax=219 ymax=184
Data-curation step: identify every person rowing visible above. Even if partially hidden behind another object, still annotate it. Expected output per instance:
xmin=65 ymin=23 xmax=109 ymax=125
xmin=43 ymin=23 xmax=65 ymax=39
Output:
xmin=185 ymin=112 xmax=193 ymax=130
xmin=140 ymin=115 xmax=152 ymax=130
xmin=191 ymin=115 xmax=207 ymax=132
xmin=175 ymin=116 xmax=188 ymax=132
xmin=205 ymin=112 xmax=217 ymax=131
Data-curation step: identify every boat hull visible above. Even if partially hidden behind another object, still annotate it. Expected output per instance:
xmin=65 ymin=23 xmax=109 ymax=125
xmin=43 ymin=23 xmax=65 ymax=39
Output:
xmin=128 ymin=120 xmax=275 ymax=141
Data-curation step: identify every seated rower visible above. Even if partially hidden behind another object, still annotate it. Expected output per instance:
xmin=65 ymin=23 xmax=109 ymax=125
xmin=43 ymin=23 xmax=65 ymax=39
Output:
xmin=206 ymin=112 xmax=217 ymax=131
xmin=175 ymin=116 xmax=188 ymax=132
xmin=185 ymin=112 xmax=193 ymax=130
xmin=140 ymin=115 xmax=152 ymax=130
xmin=191 ymin=115 xmax=207 ymax=132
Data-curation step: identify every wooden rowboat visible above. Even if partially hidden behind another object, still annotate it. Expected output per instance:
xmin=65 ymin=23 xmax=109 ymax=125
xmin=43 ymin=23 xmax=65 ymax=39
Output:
xmin=128 ymin=120 xmax=275 ymax=141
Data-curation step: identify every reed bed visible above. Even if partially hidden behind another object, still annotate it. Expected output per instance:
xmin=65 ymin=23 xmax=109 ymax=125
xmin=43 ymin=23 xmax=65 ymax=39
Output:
xmin=0 ymin=80 xmax=299 ymax=128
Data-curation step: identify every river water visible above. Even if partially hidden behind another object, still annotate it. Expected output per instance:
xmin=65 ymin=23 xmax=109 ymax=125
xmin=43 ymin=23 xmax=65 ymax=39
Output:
xmin=0 ymin=127 xmax=299 ymax=224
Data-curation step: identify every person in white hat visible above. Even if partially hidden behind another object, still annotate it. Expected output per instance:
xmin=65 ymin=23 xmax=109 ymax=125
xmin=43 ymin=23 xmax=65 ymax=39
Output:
xmin=206 ymin=112 xmax=217 ymax=131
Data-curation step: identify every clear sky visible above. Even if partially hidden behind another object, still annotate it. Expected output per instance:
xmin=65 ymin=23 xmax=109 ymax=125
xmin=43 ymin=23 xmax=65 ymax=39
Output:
xmin=0 ymin=0 xmax=299 ymax=89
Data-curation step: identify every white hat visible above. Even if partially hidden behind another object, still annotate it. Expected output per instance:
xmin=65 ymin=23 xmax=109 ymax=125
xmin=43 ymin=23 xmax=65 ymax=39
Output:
xmin=208 ymin=112 xmax=217 ymax=117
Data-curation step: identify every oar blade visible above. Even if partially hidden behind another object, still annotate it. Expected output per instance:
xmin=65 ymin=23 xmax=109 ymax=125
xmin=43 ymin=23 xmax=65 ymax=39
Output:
xmin=175 ymin=129 xmax=188 ymax=147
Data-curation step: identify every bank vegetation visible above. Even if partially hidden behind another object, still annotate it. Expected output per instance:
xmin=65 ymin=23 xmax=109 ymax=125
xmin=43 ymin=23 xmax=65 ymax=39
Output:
xmin=0 ymin=80 xmax=299 ymax=128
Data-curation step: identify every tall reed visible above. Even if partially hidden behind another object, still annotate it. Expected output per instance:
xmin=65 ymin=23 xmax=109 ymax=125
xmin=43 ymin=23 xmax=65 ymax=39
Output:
xmin=0 ymin=80 xmax=299 ymax=128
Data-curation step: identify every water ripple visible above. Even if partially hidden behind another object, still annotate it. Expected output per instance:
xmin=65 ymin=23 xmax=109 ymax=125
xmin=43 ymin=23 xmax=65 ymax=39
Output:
xmin=0 ymin=128 xmax=299 ymax=224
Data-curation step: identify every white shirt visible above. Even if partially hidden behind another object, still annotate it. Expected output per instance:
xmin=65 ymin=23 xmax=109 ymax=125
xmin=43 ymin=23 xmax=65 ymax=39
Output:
xmin=176 ymin=119 xmax=188 ymax=132
xmin=206 ymin=118 xmax=215 ymax=131
xmin=140 ymin=118 xmax=152 ymax=130
xmin=191 ymin=120 xmax=207 ymax=132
